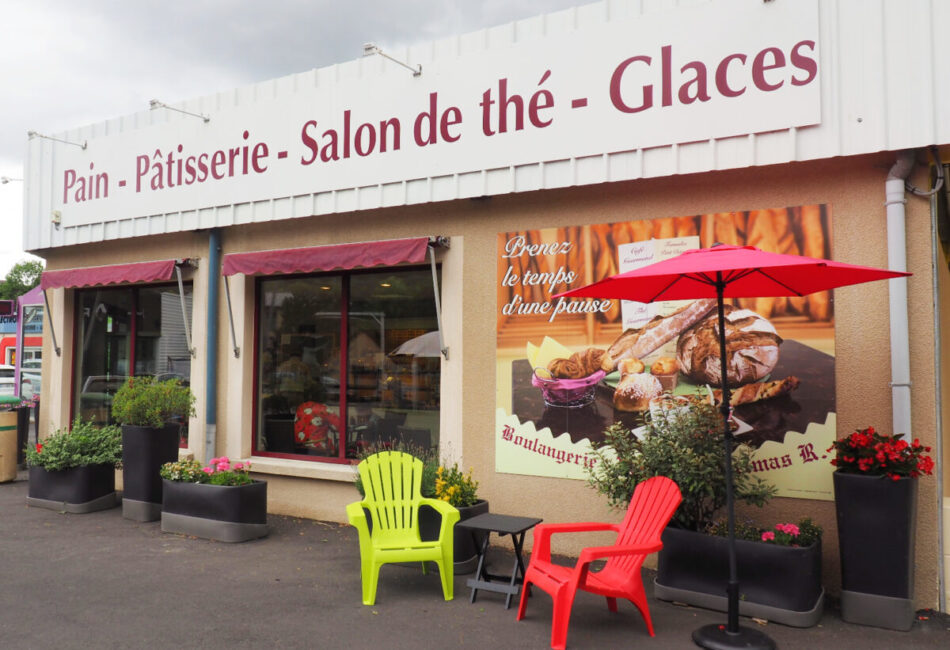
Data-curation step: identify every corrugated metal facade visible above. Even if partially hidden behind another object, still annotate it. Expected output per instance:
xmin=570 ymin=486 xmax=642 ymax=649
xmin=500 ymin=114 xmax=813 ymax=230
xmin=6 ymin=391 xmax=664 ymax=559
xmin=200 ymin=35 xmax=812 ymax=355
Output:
xmin=23 ymin=0 xmax=950 ymax=251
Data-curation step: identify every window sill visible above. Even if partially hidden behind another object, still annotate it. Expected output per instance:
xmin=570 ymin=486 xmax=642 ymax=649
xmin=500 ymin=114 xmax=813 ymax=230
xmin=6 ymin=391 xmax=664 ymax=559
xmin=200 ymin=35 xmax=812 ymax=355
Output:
xmin=248 ymin=456 xmax=357 ymax=482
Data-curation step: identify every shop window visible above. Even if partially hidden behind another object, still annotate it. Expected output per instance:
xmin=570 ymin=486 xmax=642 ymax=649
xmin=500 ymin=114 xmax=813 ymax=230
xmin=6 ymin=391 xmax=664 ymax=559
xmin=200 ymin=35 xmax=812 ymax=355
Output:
xmin=73 ymin=284 xmax=193 ymax=444
xmin=255 ymin=267 xmax=440 ymax=462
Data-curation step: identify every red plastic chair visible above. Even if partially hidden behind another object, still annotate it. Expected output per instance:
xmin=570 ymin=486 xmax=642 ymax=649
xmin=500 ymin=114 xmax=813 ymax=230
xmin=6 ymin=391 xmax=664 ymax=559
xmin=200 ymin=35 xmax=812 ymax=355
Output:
xmin=516 ymin=476 xmax=682 ymax=650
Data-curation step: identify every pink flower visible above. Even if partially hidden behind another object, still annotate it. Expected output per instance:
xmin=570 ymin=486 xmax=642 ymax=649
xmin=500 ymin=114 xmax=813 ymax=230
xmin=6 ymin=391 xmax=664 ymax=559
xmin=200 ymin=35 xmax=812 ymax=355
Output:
xmin=217 ymin=462 xmax=230 ymax=472
xmin=233 ymin=462 xmax=244 ymax=471
xmin=202 ymin=467 xmax=213 ymax=474
xmin=774 ymin=523 xmax=800 ymax=536
xmin=761 ymin=532 xmax=775 ymax=542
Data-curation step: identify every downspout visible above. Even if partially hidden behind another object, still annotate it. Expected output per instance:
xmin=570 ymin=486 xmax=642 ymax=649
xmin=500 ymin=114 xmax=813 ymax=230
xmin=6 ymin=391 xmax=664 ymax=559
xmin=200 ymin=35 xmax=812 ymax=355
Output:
xmin=885 ymin=151 xmax=914 ymax=440
xmin=205 ymin=229 xmax=221 ymax=462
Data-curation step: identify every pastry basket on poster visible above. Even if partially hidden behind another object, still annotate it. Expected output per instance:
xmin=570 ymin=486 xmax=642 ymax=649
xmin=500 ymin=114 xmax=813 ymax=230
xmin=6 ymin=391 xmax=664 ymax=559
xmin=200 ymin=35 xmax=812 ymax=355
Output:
xmin=531 ymin=367 xmax=606 ymax=408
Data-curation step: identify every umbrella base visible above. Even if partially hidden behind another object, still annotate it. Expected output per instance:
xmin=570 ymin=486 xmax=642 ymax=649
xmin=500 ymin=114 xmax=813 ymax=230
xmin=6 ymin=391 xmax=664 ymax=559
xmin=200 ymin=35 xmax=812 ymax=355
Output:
xmin=692 ymin=623 xmax=776 ymax=650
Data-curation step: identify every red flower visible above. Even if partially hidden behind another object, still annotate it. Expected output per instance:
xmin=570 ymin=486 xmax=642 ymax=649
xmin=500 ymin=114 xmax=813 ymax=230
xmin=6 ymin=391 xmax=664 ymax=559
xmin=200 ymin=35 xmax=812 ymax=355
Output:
xmin=830 ymin=427 xmax=934 ymax=479
xmin=35 ymin=443 xmax=43 ymax=453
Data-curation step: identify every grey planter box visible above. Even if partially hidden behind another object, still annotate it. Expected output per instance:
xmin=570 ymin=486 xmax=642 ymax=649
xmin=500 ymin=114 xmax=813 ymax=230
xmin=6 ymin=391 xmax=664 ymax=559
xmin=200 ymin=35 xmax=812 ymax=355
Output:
xmin=121 ymin=423 xmax=181 ymax=522
xmin=27 ymin=464 xmax=118 ymax=514
xmin=654 ymin=526 xmax=824 ymax=628
xmin=419 ymin=499 xmax=489 ymax=575
xmin=834 ymin=471 xmax=918 ymax=631
xmin=161 ymin=479 xmax=268 ymax=543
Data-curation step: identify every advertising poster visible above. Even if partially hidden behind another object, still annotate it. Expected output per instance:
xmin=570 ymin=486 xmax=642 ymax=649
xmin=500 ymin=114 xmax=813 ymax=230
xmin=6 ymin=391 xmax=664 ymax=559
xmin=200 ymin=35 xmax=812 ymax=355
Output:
xmin=495 ymin=206 xmax=837 ymax=500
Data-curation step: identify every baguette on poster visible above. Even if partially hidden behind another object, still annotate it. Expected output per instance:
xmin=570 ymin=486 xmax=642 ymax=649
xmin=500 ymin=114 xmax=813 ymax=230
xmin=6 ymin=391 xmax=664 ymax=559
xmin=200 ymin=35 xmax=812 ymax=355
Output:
xmin=712 ymin=376 xmax=800 ymax=406
xmin=601 ymin=299 xmax=717 ymax=372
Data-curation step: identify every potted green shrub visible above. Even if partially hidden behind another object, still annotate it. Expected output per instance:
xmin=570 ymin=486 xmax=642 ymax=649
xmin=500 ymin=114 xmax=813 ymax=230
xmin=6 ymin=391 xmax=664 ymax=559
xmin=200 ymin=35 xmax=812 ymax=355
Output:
xmin=25 ymin=419 xmax=122 ymax=513
xmin=112 ymin=376 xmax=195 ymax=522
xmin=160 ymin=457 xmax=268 ymax=543
xmin=830 ymin=426 xmax=935 ymax=631
xmin=587 ymin=398 xmax=824 ymax=627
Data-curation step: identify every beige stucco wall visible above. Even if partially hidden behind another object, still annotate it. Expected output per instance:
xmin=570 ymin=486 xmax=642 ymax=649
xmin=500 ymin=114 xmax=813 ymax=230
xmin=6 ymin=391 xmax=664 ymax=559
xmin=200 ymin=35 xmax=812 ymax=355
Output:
xmin=34 ymin=150 xmax=943 ymax=610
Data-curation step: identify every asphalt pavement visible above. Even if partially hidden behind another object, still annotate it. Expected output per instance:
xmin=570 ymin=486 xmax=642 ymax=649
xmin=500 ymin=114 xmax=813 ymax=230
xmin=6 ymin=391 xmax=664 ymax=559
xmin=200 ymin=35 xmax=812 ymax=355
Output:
xmin=1 ymin=470 xmax=947 ymax=649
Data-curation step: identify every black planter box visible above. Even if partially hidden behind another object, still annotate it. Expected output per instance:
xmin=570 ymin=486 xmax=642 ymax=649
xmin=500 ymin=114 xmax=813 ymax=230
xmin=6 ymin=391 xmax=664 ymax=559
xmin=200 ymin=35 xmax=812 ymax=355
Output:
xmin=654 ymin=526 xmax=824 ymax=628
xmin=27 ymin=464 xmax=118 ymax=513
xmin=833 ymin=471 xmax=918 ymax=631
xmin=419 ymin=499 xmax=490 ymax=574
xmin=161 ymin=479 xmax=269 ymax=543
xmin=121 ymin=423 xmax=181 ymax=522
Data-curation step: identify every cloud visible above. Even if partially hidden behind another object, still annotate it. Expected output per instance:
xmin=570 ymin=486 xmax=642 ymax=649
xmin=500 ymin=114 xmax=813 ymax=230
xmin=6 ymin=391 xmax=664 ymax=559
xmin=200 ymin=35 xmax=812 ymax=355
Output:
xmin=0 ymin=0 xmax=582 ymax=272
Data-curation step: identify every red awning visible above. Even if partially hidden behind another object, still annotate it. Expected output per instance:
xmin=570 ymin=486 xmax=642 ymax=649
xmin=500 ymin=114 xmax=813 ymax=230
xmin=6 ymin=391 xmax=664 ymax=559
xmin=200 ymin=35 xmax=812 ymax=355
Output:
xmin=221 ymin=237 xmax=431 ymax=277
xmin=40 ymin=259 xmax=178 ymax=290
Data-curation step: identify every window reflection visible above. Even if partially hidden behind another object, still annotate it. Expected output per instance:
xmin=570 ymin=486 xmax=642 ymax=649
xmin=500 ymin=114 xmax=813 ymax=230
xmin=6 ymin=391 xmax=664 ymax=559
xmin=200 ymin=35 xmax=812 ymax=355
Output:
xmin=255 ymin=268 xmax=441 ymax=461
xmin=74 ymin=285 xmax=193 ymax=446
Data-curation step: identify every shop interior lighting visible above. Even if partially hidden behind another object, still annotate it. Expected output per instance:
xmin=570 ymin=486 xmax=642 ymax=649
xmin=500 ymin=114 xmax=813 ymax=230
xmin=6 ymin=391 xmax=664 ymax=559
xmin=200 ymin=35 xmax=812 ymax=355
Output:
xmin=0 ymin=176 xmax=22 ymax=184
xmin=27 ymin=130 xmax=86 ymax=150
xmin=362 ymin=42 xmax=421 ymax=76
xmin=149 ymin=99 xmax=210 ymax=123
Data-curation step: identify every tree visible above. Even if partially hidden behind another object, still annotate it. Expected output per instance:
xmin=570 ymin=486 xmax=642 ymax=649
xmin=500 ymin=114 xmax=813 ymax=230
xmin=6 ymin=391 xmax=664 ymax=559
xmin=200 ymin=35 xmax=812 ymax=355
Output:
xmin=0 ymin=259 xmax=44 ymax=300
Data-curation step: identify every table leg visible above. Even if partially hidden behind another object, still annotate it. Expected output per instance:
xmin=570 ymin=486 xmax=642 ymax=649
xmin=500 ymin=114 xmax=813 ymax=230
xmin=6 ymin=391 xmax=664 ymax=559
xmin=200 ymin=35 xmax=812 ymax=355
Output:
xmin=505 ymin=531 xmax=529 ymax=609
xmin=469 ymin=529 xmax=493 ymax=604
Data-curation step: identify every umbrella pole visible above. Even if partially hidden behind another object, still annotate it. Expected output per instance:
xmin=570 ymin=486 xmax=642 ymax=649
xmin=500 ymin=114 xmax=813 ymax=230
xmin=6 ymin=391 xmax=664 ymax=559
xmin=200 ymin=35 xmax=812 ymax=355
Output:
xmin=693 ymin=279 xmax=775 ymax=650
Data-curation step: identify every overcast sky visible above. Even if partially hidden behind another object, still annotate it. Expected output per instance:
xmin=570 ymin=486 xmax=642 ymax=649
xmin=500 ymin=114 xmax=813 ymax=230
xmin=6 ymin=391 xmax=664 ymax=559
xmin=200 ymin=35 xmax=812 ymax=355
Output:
xmin=0 ymin=0 xmax=585 ymax=279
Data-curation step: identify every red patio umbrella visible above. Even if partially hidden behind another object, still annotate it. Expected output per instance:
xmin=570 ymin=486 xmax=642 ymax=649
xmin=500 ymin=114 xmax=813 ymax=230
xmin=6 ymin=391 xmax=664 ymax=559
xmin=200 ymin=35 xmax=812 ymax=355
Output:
xmin=555 ymin=243 xmax=911 ymax=649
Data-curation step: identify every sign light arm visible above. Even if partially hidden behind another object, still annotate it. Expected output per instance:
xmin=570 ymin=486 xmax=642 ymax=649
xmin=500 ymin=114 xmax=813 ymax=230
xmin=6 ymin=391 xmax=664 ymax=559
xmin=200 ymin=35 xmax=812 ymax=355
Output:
xmin=149 ymin=99 xmax=211 ymax=123
xmin=28 ymin=131 xmax=86 ymax=150
xmin=363 ymin=43 xmax=421 ymax=76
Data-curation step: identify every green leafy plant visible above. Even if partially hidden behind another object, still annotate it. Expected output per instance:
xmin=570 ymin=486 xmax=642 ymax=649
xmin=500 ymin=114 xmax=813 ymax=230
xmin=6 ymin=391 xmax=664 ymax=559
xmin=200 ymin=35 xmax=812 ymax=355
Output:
xmin=160 ymin=457 xmax=253 ymax=487
xmin=24 ymin=419 xmax=122 ymax=471
xmin=586 ymin=398 xmax=775 ymax=531
xmin=111 ymin=376 xmax=196 ymax=428
xmin=829 ymin=426 xmax=934 ymax=480
xmin=159 ymin=459 xmax=207 ymax=483
xmin=435 ymin=463 xmax=480 ymax=508
xmin=707 ymin=517 xmax=822 ymax=547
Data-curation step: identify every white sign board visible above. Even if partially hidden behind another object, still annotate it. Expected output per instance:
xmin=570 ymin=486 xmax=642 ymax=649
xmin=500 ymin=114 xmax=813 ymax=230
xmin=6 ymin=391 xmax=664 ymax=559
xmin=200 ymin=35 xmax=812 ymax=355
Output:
xmin=50 ymin=0 xmax=820 ymax=228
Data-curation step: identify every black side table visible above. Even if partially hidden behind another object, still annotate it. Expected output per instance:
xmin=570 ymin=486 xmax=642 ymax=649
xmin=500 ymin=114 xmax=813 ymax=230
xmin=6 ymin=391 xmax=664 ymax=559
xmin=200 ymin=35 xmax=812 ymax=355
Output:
xmin=456 ymin=512 xmax=542 ymax=609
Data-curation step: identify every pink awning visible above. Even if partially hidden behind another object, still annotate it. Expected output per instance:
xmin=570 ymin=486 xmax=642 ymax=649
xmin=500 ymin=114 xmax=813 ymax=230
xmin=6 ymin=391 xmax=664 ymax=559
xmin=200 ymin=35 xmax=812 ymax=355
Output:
xmin=221 ymin=237 xmax=431 ymax=277
xmin=40 ymin=259 xmax=178 ymax=290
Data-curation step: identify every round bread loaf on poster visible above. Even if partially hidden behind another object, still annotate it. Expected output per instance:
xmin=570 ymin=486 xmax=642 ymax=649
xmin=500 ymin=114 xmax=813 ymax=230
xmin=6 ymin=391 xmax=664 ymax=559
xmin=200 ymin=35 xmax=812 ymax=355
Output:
xmin=613 ymin=372 xmax=663 ymax=412
xmin=676 ymin=306 xmax=782 ymax=387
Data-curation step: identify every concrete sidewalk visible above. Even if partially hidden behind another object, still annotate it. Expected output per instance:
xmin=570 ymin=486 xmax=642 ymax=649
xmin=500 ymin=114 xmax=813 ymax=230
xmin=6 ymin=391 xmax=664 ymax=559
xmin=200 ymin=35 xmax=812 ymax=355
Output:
xmin=1 ymin=471 xmax=947 ymax=649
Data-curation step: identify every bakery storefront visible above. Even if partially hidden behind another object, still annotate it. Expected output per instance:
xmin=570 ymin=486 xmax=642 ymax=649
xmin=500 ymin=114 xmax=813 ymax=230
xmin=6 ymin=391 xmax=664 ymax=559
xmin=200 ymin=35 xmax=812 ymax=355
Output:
xmin=24 ymin=0 xmax=949 ymax=614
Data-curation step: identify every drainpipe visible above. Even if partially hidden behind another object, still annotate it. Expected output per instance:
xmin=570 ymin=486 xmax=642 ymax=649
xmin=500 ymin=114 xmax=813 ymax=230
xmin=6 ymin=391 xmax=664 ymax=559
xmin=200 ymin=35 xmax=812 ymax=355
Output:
xmin=205 ymin=229 xmax=221 ymax=462
xmin=885 ymin=151 xmax=914 ymax=440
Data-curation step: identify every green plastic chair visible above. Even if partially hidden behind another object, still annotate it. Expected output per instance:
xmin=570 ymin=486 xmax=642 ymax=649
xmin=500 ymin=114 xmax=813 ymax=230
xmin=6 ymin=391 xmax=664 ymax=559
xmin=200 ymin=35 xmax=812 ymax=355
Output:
xmin=346 ymin=451 xmax=460 ymax=605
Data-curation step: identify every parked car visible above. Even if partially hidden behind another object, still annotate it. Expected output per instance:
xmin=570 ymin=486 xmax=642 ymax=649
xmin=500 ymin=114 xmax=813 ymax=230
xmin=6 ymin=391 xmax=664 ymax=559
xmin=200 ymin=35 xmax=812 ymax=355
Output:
xmin=20 ymin=360 xmax=41 ymax=399
xmin=78 ymin=375 xmax=129 ymax=423
xmin=0 ymin=364 xmax=16 ymax=396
